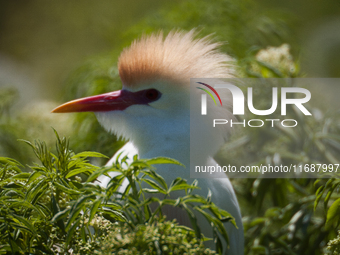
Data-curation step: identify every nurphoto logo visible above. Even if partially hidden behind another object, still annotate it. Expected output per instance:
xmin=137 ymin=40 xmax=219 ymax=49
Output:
xmin=197 ymin=81 xmax=312 ymax=128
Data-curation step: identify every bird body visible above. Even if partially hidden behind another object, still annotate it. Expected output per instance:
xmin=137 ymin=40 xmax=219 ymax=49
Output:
xmin=101 ymin=140 xmax=243 ymax=255
xmin=53 ymin=30 xmax=244 ymax=254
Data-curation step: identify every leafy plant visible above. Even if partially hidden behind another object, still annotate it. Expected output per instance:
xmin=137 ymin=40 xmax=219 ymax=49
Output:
xmin=0 ymin=132 xmax=234 ymax=254
xmin=315 ymin=178 xmax=340 ymax=222
xmin=0 ymin=131 xmax=107 ymax=254
xmin=219 ymin=50 xmax=340 ymax=254
xmin=81 ymin=217 xmax=216 ymax=255
xmin=91 ymin=153 xmax=236 ymax=252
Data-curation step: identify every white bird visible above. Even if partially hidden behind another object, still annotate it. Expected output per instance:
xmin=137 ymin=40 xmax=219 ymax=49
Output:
xmin=52 ymin=30 xmax=244 ymax=255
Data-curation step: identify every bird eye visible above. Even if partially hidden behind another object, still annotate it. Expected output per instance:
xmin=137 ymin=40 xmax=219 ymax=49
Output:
xmin=145 ymin=89 xmax=161 ymax=101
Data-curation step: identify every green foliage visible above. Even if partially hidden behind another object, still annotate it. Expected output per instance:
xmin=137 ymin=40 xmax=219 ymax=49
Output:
xmin=315 ymin=178 xmax=340 ymax=228
xmin=0 ymin=88 xmax=18 ymax=118
xmin=0 ymin=132 xmax=233 ymax=254
xmin=217 ymin=54 xmax=339 ymax=254
xmin=86 ymin=152 xmax=236 ymax=253
xmin=0 ymin=131 xmax=106 ymax=254
xmin=122 ymin=0 xmax=290 ymax=59
xmin=0 ymin=87 xmax=27 ymax=162
xmin=82 ymin=218 xmax=215 ymax=255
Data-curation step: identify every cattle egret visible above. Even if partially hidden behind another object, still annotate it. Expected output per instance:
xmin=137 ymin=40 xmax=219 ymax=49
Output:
xmin=52 ymin=30 xmax=244 ymax=254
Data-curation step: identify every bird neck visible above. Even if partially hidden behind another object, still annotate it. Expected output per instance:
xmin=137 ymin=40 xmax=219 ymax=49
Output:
xmin=128 ymin=111 xmax=227 ymax=173
xmin=133 ymin=121 xmax=191 ymax=167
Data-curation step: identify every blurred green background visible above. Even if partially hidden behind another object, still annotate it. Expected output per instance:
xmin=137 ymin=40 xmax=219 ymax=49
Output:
xmin=0 ymin=0 xmax=339 ymax=107
xmin=1 ymin=0 xmax=340 ymax=254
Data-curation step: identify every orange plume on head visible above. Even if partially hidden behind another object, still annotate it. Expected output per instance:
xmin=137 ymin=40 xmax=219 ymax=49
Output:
xmin=118 ymin=29 xmax=234 ymax=87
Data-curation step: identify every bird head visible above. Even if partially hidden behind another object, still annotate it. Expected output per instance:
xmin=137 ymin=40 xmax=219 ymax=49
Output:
xmin=52 ymin=30 xmax=234 ymax=158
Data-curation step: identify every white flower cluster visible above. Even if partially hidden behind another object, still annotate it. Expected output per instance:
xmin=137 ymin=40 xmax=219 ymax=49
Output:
xmin=254 ymin=44 xmax=296 ymax=75
xmin=325 ymin=230 xmax=340 ymax=254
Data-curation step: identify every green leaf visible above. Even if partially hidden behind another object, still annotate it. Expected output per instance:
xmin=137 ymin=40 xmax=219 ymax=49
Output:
xmin=87 ymin=167 xmax=117 ymax=182
xmin=182 ymin=203 xmax=201 ymax=239
xmin=143 ymin=179 xmax=167 ymax=194
xmin=0 ymin=244 xmax=11 ymax=252
xmin=249 ymin=217 xmax=267 ymax=227
xmin=65 ymin=167 xmax=95 ymax=179
xmin=256 ymin=60 xmax=284 ymax=77
xmin=169 ymin=183 xmax=199 ymax=193
xmin=51 ymin=208 xmax=71 ymax=223
xmin=65 ymin=194 xmax=95 ymax=231
xmin=324 ymin=184 xmax=338 ymax=211
xmin=106 ymin=173 xmax=126 ymax=194
xmin=251 ymin=245 xmax=268 ymax=253
xmin=9 ymin=173 xmax=30 ymax=180
xmin=142 ymin=170 xmax=167 ymax=190
xmin=10 ymin=222 xmax=36 ymax=237
xmin=31 ymin=243 xmax=55 ymax=254
xmin=104 ymin=202 xmax=122 ymax=211
xmin=35 ymin=202 xmax=52 ymax=218
xmin=143 ymin=202 xmax=151 ymax=221
xmin=51 ymin=193 xmax=66 ymax=232
xmin=9 ymin=201 xmax=45 ymax=217
xmin=54 ymin=181 xmax=82 ymax=195
xmin=3 ymin=182 xmax=24 ymax=190
xmin=101 ymin=207 xmax=126 ymax=222
xmin=0 ymin=157 xmax=22 ymax=167
xmin=73 ymin=151 xmax=109 ymax=159
xmin=182 ymin=195 xmax=207 ymax=204
xmin=129 ymin=161 xmax=150 ymax=169
xmin=8 ymin=234 xmax=22 ymax=253
xmin=51 ymin=208 xmax=71 ymax=222
xmin=168 ymin=177 xmax=199 ymax=193
xmin=65 ymin=218 xmax=81 ymax=248
xmin=144 ymin=157 xmax=185 ymax=167
xmin=88 ymin=199 xmax=102 ymax=224
xmin=10 ymin=214 xmax=38 ymax=236
xmin=26 ymin=178 xmax=48 ymax=203
xmin=195 ymin=207 xmax=229 ymax=246
xmin=326 ymin=197 xmax=340 ymax=226
xmin=27 ymin=172 xmax=44 ymax=185
xmin=208 ymin=204 xmax=236 ymax=226
xmin=214 ymin=228 xmax=223 ymax=254
xmin=2 ymin=189 xmax=24 ymax=198
xmin=314 ymin=185 xmax=325 ymax=210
